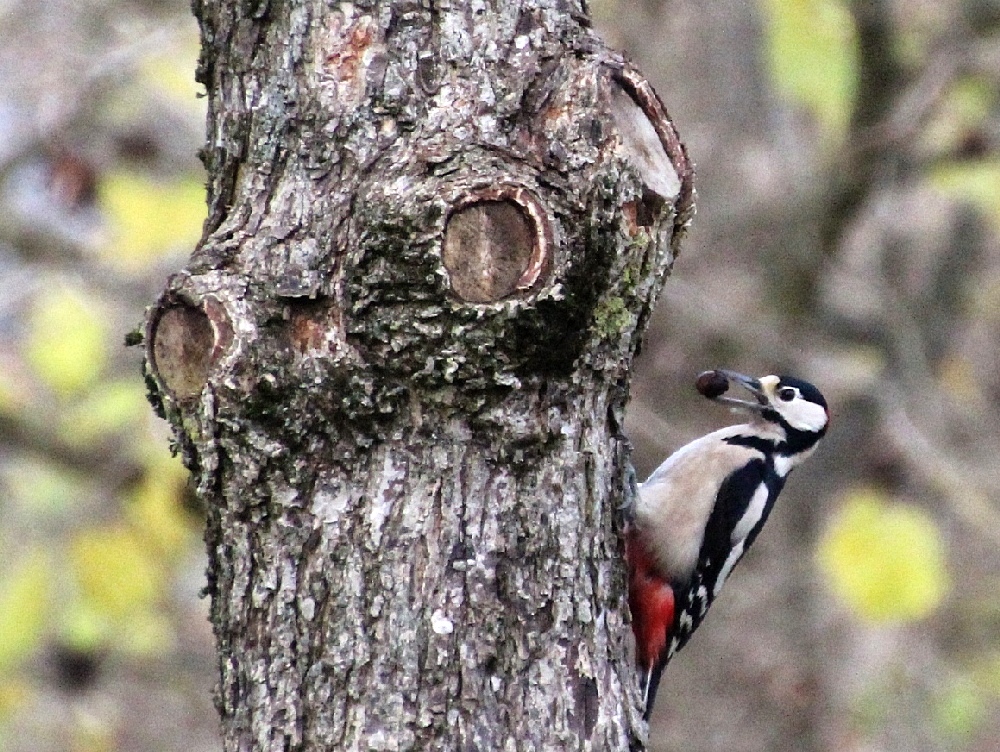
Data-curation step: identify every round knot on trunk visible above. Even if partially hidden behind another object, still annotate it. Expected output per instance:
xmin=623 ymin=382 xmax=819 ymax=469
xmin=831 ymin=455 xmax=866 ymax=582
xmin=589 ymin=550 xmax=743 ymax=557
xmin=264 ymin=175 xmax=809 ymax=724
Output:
xmin=442 ymin=186 xmax=551 ymax=303
xmin=149 ymin=299 xmax=231 ymax=402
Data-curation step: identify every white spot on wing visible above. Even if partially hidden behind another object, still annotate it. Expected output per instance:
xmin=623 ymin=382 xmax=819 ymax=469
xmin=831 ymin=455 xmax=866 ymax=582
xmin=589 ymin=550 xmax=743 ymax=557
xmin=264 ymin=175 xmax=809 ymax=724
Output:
xmin=679 ymin=611 xmax=693 ymax=632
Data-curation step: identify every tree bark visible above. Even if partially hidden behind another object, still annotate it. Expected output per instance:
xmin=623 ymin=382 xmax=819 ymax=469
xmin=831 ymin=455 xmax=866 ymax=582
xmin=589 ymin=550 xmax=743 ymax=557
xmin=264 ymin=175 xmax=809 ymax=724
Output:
xmin=144 ymin=1 xmax=692 ymax=749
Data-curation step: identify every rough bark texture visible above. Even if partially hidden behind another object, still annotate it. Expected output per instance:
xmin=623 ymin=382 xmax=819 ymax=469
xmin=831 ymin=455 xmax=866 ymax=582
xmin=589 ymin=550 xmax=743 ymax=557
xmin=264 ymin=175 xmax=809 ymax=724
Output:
xmin=144 ymin=1 xmax=692 ymax=749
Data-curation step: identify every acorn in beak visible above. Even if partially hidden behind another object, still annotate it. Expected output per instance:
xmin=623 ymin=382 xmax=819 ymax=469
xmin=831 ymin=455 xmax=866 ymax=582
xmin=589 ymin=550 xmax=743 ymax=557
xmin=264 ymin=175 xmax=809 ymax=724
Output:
xmin=695 ymin=369 xmax=768 ymax=411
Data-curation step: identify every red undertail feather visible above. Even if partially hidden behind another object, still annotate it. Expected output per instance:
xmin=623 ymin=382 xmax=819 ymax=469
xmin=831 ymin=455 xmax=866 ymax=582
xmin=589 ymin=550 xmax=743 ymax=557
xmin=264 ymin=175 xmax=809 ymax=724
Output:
xmin=625 ymin=527 xmax=674 ymax=682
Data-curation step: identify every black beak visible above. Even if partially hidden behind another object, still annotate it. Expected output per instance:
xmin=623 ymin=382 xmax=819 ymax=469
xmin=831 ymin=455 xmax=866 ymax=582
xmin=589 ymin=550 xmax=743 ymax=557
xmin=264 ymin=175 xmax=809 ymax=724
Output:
xmin=713 ymin=370 xmax=768 ymax=410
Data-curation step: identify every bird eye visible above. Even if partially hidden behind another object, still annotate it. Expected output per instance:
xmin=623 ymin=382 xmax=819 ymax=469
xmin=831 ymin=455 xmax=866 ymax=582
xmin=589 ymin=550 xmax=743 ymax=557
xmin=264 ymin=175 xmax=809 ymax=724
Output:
xmin=778 ymin=387 xmax=797 ymax=402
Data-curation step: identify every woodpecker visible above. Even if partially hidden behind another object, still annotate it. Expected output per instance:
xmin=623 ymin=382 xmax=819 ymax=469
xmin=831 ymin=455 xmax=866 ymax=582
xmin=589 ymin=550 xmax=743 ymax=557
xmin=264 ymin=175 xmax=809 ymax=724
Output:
xmin=626 ymin=370 xmax=829 ymax=719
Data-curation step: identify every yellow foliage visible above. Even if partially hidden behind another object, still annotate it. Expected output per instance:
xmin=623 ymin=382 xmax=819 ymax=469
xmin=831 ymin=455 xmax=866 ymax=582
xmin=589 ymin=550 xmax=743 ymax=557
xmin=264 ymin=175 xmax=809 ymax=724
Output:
xmin=0 ymin=550 xmax=51 ymax=670
xmin=119 ymin=612 xmax=174 ymax=657
xmin=5 ymin=459 xmax=89 ymax=514
xmin=70 ymin=526 xmax=163 ymax=622
xmin=922 ymin=76 xmax=995 ymax=154
xmin=0 ymin=678 xmax=31 ymax=720
xmin=126 ymin=455 xmax=196 ymax=558
xmin=61 ymin=379 xmax=150 ymax=446
xmin=929 ymin=159 xmax=1000 ymax=229
xmin=762 ymin=0 xmax=858 ymax=145
xmin=141 ymin=37 xmax=204 ymax=106
xmin=817 ymin=489 xmax=948 ymax=622
xmin=25 ymin=285 xmax=108 ymax=397
xmin=59 ymin=600 xmax=111 ymax=653
xmin=55 ymin=449 xmax=192 ymax=655
xmin=98 ymin=170 xmax=206 ymax=271
xmin=59 ymin=568 xmax=173 ymax=656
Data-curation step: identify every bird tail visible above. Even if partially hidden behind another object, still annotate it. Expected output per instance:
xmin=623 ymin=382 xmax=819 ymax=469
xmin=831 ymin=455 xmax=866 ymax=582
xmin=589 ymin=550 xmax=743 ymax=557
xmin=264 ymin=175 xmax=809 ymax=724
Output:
xmin=641 ymin=660 xmax=667 ymax=720
xmin=638 ymin=666 xmax=654 ymax=719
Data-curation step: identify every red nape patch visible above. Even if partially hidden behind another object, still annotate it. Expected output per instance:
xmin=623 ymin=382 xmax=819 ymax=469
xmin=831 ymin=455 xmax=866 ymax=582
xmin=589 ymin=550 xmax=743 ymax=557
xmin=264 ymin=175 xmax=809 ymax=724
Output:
xmin=625 ymin=529 xmax=675 ymax=670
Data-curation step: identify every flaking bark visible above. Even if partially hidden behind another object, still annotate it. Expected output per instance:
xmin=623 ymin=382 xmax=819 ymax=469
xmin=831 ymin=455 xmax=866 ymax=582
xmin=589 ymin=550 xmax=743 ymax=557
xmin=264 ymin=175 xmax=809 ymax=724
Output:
xmin=145 ymin=1 xmax=693 ymax=749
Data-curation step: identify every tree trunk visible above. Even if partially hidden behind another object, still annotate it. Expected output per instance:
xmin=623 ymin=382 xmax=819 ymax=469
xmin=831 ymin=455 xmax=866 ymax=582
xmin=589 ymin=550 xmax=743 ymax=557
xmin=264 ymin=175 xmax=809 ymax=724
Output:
xmin=144 ymin=0 xmax=692 ymax=749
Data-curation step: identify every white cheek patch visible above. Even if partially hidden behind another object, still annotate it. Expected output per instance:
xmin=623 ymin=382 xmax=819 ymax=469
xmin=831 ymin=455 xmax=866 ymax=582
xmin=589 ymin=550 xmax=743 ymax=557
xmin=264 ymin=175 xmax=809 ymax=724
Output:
xmin=782 ymin=399 xmax=828 ymax=432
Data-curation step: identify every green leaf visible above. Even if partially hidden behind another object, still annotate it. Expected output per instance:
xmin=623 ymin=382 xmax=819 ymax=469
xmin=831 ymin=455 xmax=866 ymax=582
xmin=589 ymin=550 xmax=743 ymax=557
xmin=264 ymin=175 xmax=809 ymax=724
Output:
xmin=25 ymin=285 xmax=108 ymax=397
xmin=98 ymin=171 xmax=206 ymax=270
xmin=817 ymin=489 xmax=948 ymax=622
xmin=762 ymin=0 xmax=859 ymax=144
xmin=0 ymin=551 xmax=51 ymax=670
xmin=933 ymin=676 xmax=986 ymax=741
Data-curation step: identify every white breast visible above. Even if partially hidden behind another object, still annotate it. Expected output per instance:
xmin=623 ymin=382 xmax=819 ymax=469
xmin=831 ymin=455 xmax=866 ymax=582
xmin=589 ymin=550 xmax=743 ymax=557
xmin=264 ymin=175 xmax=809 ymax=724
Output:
xmin=635 ymin=425 xmax=764 ymax=581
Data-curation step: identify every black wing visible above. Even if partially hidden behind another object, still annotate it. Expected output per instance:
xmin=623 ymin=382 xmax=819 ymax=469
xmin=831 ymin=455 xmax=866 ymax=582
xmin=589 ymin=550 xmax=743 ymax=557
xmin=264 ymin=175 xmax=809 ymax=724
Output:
xmin=667 ymin=457 xmax=783 ymax=658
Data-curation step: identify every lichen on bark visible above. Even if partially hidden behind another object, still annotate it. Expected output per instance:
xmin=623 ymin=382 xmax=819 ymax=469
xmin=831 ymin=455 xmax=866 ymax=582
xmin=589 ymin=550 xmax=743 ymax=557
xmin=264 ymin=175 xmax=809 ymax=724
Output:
xmin=145 ymin=1 xmax=693 ymax=749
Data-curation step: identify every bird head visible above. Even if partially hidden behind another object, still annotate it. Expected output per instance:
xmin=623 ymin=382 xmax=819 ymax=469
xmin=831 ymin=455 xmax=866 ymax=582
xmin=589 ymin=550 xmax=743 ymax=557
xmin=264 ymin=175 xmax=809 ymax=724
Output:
xmin=708 ymin=370 xmax=829 ymax=435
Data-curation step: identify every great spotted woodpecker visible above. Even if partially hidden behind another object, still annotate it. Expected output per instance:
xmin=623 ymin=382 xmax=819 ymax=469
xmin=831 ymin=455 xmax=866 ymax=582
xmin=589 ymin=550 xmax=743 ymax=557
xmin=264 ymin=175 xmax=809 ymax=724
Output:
xmin=626 ymin=370 xmax=829 ymax=718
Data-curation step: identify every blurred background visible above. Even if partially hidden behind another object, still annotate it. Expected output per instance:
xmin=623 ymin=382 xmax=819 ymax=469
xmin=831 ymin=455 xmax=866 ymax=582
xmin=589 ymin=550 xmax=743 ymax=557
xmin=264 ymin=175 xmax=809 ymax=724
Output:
xmin=0 ymin=1 xmax=998 ymax=750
